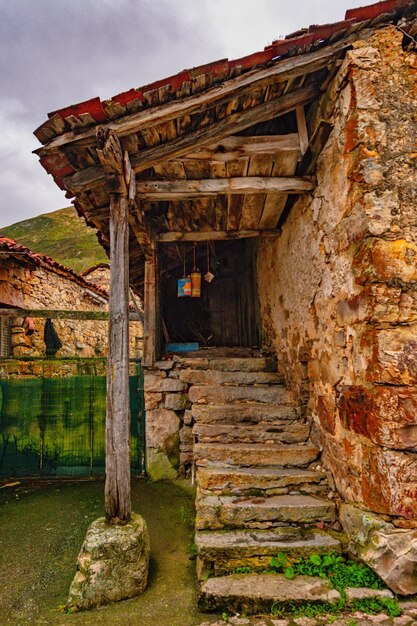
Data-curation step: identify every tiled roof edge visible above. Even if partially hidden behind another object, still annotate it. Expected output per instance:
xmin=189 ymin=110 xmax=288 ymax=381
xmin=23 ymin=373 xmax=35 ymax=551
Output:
xmin=0 ymin=236 xmax=109 ymax=299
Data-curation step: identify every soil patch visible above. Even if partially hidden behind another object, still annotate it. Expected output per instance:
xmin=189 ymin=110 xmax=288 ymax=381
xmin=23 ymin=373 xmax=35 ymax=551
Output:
xmin=0 ymin=478 xmax=211 ymax=625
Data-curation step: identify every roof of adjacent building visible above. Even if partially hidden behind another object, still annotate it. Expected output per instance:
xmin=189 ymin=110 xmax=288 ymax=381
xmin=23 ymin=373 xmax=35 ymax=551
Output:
xmin=0 ymin=236 xmax=109 ymax=299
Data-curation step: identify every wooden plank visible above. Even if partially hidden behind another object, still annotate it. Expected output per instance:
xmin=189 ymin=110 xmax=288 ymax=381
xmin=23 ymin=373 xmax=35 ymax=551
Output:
xmin=296 ymin=106 xmax=309 ymax=155
xmin=0 ymin=308 xmax=142 ymax=321
xmin=178 ymin=134 xmax=300 ymax=161
xmin=226 ymin=158 xmax=248 ymax=229
xmin=105 ymin=192 xmax=131 ymax=523
xmin=297 ymin=120 xmax=334 ymax=175
xmin=128 ymin=207 xmax=155 ymax=260
xmin=209 ymin=158 xmax=228 ymax=230
xmin=240 ymin=153 xmax=274 ymax=229
xmin=153 ymin=161 xmax=186 ymax=179
xmin=96 ymin=127 xmax=127 ymax=196
xmin=258 ymin=150 xmax=301 ymax=229
xmin=63 ymin=84 xmax=320 ymax=194
xmin=38 ymin=37 xmax=352 ymax=154
xmin=143 ymin=248 xmax=158 ymax=367
xmin=157 ymin=229 xmax=280 ymax=242
xmin=135 ymin=176 xmax=314 ymax=200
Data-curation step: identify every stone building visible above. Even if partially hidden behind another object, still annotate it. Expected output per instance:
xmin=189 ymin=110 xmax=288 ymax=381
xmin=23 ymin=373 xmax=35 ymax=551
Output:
xmin=81 ymin=263 xmax=111 ymax=291
xmin=0 ymin=236 xmax=109 ymax=358
xmin=34 ymin=0 xmax=417 ymax=604
xmin=0 ymin=237 xmax=142 ymax=358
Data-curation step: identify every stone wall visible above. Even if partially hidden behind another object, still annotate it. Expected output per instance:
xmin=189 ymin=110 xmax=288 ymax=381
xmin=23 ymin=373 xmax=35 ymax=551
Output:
xmin=1 ymin=259 xmax=142 ymax=358
xmin=257 ymin=28 xmax=417 ymax=525
xmin=143 ymin=357 xmax=193 ymax=480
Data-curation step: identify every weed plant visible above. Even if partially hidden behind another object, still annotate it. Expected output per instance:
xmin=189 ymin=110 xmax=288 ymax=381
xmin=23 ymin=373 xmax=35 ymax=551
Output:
xmin=233 ymin=551 xmax=402 ymax=619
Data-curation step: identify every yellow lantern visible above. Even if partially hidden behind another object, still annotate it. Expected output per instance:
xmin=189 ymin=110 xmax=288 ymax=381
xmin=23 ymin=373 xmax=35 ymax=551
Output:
xmin=190 ymin=270 xmax=201 ymax=298
xmin=191 ymin=242 xmax=201 ymax=298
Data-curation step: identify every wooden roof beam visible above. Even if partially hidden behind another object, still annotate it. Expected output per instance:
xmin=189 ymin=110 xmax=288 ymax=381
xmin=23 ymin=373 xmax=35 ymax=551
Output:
xmin=64 ymin=84 xmax=320 ymax=195
xmin=178 ymin=134 xmax=300 ymax=161
xmin=36 ymin=37 xmax=353 ymax=156
xmin=136 ymin=176 xmax=314 ymax=200
xmin=157 ymin=229 xmax=280 ymax=242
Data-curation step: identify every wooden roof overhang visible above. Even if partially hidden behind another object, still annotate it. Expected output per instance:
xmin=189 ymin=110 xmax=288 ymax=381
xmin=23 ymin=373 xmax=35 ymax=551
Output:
xmin=33 ymin=0 xmax=417 ymax=295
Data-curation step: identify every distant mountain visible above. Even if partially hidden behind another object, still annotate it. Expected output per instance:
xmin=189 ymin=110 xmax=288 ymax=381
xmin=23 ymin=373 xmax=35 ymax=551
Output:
xmin=0 ymin=207 xmax=108 ymax=274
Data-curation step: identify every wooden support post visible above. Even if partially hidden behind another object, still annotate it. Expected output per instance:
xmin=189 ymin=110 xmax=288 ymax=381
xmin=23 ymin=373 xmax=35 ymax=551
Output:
xmin=143 ymin=244 xmax=158 ymax=367
xmin=296 ymin=106 xmax=309 ymax=156
xmin=105 ymin=192 xmax=131 ymax=523
xmin=96 ymin=126 xmax=132 ymax=523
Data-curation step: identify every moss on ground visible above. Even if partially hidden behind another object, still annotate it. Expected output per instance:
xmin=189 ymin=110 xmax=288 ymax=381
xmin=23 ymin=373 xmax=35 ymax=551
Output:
xmin=0 ymin=478 xmax=209 ymax=626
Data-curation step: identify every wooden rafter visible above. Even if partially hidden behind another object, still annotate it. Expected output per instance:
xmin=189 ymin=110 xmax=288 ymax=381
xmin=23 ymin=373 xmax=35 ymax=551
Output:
xmin=157 ymin=229 xmax=280 ymax=242
xmin=136 ymin=176 xmax=314 ymax=200
xmin=178 ymin=134 xmax=300 ymax=161
xmin=64 ymin=85 xmax=320 ymax=194
xmin=128 ymin=202 xmax=155 ymax=260
xmin=296 ymin=106 xmax=309 ymax=156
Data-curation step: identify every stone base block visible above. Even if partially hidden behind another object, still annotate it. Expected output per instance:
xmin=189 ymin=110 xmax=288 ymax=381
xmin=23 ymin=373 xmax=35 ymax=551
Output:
xmin=146 ymin=447 xmax=178 ymax=481
xmin=67 ymin=513 xmax=150 ymax=610
xmin=340 ymin=503 xmax=417 ymax=595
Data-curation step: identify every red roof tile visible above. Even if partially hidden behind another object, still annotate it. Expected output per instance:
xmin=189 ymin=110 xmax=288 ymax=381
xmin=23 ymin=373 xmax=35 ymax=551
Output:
xmin=345 ymin=0 xmax=412 ymax=20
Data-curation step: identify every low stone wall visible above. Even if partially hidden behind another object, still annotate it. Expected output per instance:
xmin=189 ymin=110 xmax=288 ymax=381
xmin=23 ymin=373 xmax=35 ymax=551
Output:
xmin=257 ymin=28 xmax=417 ymax=525
xmin=144 ymin=357 xmax=193 ymax=480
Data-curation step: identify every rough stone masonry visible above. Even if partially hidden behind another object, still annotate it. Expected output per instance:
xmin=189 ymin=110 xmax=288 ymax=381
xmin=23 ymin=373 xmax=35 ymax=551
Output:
xmin=257 ymin=26 xmax=417 ymax=592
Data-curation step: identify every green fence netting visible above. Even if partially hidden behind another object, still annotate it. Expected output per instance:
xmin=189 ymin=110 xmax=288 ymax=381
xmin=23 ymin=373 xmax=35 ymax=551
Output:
xmin=0 ymin=358 xmax=145 ymax=478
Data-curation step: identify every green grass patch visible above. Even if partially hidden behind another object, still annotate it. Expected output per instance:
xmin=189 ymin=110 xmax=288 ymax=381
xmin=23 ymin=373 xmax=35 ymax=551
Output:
xmin=266 ymin=551 xmax=402 ymax=619
xmin=268 ymin=551 xmax=384 ymax=592
xmin=0 ymin=207 xmax=107 ymax=274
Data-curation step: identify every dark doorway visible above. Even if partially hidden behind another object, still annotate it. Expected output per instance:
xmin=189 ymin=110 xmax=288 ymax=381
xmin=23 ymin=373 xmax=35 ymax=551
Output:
xmin=160 ymin=239 xmax=260 ymax=347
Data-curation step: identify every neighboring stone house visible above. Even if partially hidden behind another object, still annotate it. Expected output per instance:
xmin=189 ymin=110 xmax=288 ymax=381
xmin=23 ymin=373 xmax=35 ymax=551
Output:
xmin=0 ymin=238 xmax=143 ymax=358
xmin=34 ymin=0 xmax=417 ymax=603
xmin=81 ymin=263 xmax=111 ymax=291
xmin=0 ymin=237 xmax=109 ymax=358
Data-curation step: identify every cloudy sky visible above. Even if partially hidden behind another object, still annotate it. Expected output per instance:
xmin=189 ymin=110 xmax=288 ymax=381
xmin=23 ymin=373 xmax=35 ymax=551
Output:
xmin=0 ymin=0 xmax=376 ymax=229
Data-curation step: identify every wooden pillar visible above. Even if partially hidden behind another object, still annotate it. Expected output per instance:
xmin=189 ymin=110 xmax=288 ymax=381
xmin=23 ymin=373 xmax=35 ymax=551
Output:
xmin=143 ymin=245 xmax=158 ymax=367
xmin=96 ymin=126 xmax=131 ymax=523
xmin=105 ymin=192 xmax=131 ymax=522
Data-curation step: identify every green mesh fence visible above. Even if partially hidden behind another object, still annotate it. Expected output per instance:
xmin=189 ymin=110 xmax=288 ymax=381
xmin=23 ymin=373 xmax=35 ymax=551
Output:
xmin=0 ymin=358 xmax=145 ymax=477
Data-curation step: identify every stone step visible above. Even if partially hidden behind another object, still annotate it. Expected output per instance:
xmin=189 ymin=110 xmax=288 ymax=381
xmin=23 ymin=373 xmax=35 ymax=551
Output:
xmin=173 ymin=355 xmax=277 ymax=372
xmin=195 ymin=527 xmax=342 ymax=576
xmin=196 ymin=494 xmax=337 ymax=530
xmin=197 ymin=466 xmax=328 ymax=497
xmin=198 ymin=573 xmax=340 ymax=613
xmin=194 ymin=443 xmax=319 ymax=468
xmin=193 ymin=421 xmax=310 ymax=445
xmin=192 ymin=402 xmax=297 ymax=424
xmin=179 ymin=369 xmax=283 ymax=386
xmin=189 ymin=385 xmax=291 ymax=405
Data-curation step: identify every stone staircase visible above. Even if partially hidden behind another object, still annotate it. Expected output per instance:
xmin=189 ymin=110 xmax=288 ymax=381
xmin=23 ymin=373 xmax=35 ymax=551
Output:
xmin=180 ymin=353 xmax=342 ymax=614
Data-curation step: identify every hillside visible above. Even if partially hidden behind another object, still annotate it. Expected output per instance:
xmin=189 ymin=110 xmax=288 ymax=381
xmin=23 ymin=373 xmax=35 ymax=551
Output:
xmin=0 ymin=207 xmax=108 ymax=274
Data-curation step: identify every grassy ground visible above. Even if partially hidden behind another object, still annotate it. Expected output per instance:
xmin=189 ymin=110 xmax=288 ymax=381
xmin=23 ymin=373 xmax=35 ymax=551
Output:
xmin=0 ymin=478 xmax=211 ymax=626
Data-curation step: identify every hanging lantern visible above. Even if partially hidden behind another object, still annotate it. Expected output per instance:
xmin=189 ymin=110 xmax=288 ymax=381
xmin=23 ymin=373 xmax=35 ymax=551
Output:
xmin=191 ymin=270 xmax=201 ymax=297
xmin=178 ymin=276 xmax=191 ymax=297
xmin=204 ymin=240 xmax=215 ymax=283
xmin=178 ymin=243 xmax=192 ymax=297
xmin=191 ymin=242 xmax=201 ymax=298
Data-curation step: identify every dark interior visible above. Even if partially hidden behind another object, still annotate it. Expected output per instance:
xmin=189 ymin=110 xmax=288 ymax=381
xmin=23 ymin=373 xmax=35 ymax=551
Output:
xmin=160 ymin=239 xmax=260 ymax=347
